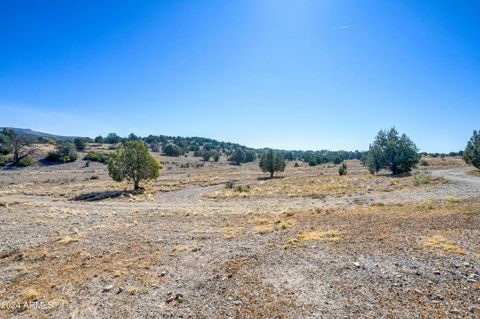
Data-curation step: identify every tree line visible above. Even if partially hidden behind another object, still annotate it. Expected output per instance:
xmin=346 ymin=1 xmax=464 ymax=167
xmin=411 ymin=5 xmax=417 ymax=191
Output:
xmin=1 ymin=127 xmax=480 ymax=190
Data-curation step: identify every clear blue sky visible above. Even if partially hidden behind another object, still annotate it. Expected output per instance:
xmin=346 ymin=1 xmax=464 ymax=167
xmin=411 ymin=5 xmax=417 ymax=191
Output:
xmin=1 ymin=0 xmax=479 ymax=152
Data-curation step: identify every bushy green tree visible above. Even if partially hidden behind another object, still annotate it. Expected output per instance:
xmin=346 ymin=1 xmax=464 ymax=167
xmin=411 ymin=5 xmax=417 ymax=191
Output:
xmin=229 ymin=149 xmax=246 ymax=165
xmin=105 ymin=133 xmax=121 ymax=144
xmin=244 ymin=150 xmax=256 ymax=163
xmin=94 ymin=135 xmax=105 ymax=143
xmin=464 ymin=130 xmax=480 ymax=169
xmin=108 ymin=141 xmax=163 ymax=190
xmin=202 ymin=150 xmax=213 ymax=162
xmin=259 ymin=149 xmax=286 ymax=178
xmin=163 ymin=144 xmax=184 ymax=156
xmin=366 ymin=127 xmax=420 ymax=175
xmin=213 ymin=152 xmax=220 ymax=162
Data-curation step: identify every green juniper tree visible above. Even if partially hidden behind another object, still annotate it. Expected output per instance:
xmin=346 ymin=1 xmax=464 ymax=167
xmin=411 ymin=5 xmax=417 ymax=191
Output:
xmin=229 ymin=148 xmax=246 ymax=165
xmin=366 ymin=127 xmax=420 ymax=175
xmin=259 ymin=149 xmax=286 ymax=178
xmin=463 ymin=130 xmax=480 ymax=169
xmin=108 ymin=141 xmax=163 ymax=190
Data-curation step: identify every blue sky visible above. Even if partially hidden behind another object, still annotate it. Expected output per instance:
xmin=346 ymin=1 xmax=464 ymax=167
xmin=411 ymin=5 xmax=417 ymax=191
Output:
xmin=1 ymin=0 xmax=479 ymax=152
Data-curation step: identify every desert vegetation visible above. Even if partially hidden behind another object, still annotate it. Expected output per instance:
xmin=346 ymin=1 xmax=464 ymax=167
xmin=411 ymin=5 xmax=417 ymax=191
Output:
xmin=0 ymin=127 xmax=478 ymax=318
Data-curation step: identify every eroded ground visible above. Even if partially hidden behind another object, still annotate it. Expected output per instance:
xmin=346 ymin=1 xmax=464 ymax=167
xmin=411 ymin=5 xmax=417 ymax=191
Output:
xmin=0 ymin=154 xmax=479 ymax=318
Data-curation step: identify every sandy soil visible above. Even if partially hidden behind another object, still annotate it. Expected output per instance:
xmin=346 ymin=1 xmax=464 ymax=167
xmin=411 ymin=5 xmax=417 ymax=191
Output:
xmin=0 ymin=153 xmax=479 ymax=318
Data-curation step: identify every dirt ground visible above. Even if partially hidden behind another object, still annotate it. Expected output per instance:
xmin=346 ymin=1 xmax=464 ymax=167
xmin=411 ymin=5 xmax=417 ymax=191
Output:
xmin=0 ymin=150 xmax=479 ymax=318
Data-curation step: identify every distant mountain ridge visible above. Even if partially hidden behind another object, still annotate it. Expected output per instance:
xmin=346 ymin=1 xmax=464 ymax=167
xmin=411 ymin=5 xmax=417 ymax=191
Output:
xmin=0 ymin=127 xmax=82 ymax=141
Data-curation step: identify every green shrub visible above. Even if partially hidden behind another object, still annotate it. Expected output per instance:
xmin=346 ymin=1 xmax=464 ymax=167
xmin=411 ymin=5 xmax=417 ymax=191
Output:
xmin=0 ymin=155 xmax=12 ymax=166
xmin=333 ymin=157 xmax=343 ymax=165
xmin=213 ymin=152 xmax=220 ymax=162
xmin=294 ymin=162 xmax=300 ymax=167
xmin=163 ymin=144 xmax=184 ymax=157
xmin=73 ymin=138 xmax=86 ymax=151
xmin=83 ymin=151 xmax=108 ymax=164
xmin=308 ymin=160 xmax=317 ymax=167
xmin=234 ymin=184 xmax=250 ymax=192
xmin=413 ymin=173 xmax=432 ymax=186
xmin=46 ymin=141 xmax=77 ymax=163
xmin=338 ymin=162 xmax=347 ymax=176
xmin=18 ymin=156 xmax=35 ymax=167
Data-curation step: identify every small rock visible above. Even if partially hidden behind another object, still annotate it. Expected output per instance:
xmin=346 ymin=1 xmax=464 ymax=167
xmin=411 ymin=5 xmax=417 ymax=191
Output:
xmin=353 ymin=262 xmax=361 ymax=268
xmin=433 ymin=270 xmax=441 ymax=275
xmin=233 ymin=300 xmax=243 ymax=306
xmin=102 ymin=284 xmax=113 ymax=293
xmin=116 ymin=287 xmax=124 ymax=294
xmin=160 ymin=271 xmax=166 ymax=277
xmin=449 ymin=308 xmax=460 ymax=315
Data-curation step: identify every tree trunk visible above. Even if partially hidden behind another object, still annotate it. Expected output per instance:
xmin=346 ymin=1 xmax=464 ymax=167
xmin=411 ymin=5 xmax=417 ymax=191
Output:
xmin=134 ymin=180 xmax=140 ymax=190
xmin=270 ymin=171 xmax=274 ymax=178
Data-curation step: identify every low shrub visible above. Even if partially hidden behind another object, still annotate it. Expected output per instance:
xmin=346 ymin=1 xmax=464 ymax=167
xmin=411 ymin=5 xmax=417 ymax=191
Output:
xmin=234 ymin=185 xmax=250 ymax=192
xmin=83 ymin=151 xmax=108 ymax=164
xmin=46 ymin=142 xmax=77 ymax=163
xmin=338 ymin=162 xmax=347 ymax=176
xmin=18 ymin=156 xmax=35 ymax=167
xmin=0 ymin=154 xmax=13 ymax=166
xmin=294 ymin=162 xmax=300 ymax=167
xmin=308 ymin=160 xmax=317 ymax=166
xmin=413 ymin=173 xmax=432 ymax=186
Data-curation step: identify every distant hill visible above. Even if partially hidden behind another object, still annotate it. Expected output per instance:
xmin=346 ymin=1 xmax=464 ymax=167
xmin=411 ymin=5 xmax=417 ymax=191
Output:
xmin=0 ymin=127 xmax=82 ymax=141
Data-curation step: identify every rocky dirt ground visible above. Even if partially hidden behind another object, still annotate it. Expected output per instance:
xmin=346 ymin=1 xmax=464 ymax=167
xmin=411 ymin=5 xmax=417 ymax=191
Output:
xmin=0 ymin=151 xmax=479 ymax=318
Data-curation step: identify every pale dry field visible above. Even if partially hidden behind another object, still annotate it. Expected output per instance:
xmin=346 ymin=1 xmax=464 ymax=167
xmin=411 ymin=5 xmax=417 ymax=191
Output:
xmin=0 ymin=148 xmax=479 ymax=318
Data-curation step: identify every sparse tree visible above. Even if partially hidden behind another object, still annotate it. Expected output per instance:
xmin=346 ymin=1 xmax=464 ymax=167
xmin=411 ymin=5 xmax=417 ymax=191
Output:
xmin=366 ymin=127 xmax=420 ymax=175
xmin=2 ymin=129 xmax=38 ymax=166
xmin=230 ymin=149 xmax=246 ymax=165
xmin=464 ymin=130 xmax=480 ymax=169
xmin=150 ymin=142 xmax=160 ymax=152
xmin=73 ymin=137 xmax=86 ymax=151
xmin=259 ymin=149 xmax=286 ymax=178
xmin=108 ymin=141 xmax=163 ymax=190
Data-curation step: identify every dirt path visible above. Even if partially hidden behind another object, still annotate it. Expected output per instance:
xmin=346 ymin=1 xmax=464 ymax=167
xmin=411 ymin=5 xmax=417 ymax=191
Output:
xmin=2 ymin=166 xmax=479 ymax=216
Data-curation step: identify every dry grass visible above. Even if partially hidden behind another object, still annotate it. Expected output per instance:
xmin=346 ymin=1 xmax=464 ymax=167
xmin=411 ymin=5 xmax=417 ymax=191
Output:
xmin=209 ymin=172 xmax=446 ymax=199
xmin=298 ymin=229 xmax=341 ymax=242
xmin=424 ymin=235 xmax=466 ymax=255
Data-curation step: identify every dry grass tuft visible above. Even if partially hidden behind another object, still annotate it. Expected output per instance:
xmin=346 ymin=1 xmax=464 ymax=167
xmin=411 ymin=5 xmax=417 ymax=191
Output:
xmin=56 ymin=235 xmax=81 ymax=245
xmin=221 ymin=226 xmax=244 ymax=239
xmin=424 ymin=235 xmax=466 ymax=255
xmin=18 ymin=288 xmax=39 ymax=303
xmin=298 ymin=229 xmax=341 ymax=242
